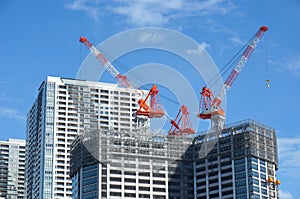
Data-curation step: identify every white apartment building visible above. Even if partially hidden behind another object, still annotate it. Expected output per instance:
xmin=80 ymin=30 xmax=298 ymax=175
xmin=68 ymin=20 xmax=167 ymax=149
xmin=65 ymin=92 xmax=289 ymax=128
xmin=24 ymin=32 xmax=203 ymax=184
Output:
xmin=0 ymin=138 xmax=26 ymax=199
xmin=25 ymin=76 xmax=145 ymax=199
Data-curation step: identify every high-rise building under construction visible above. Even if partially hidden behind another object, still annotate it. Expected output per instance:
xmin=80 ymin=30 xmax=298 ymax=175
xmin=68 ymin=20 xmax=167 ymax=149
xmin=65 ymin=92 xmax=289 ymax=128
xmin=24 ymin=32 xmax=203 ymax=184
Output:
xmin=70 ymin=127 xmax=194 ymax=199
xmin=70 ymin=120 xmax=279 ymax=199
xmin=193 ymin=120 xmax=279 ymax=199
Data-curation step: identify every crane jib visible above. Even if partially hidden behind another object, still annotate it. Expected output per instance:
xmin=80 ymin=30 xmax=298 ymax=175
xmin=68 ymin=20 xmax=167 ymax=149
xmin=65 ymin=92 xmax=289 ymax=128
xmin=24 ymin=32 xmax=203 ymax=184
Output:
xmin=198 ymin=26 xmax=269 ymax=120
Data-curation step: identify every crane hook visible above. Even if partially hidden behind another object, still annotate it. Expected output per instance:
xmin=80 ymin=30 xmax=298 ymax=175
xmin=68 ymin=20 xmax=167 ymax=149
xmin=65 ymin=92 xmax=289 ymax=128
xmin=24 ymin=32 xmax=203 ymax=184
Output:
xmin=266 ymin=79 xmax=270 ymax=88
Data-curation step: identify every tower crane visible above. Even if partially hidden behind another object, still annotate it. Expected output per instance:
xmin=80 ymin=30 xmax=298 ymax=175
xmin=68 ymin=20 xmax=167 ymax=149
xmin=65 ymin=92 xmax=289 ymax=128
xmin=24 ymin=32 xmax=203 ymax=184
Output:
xmin=168 ymin=105 xmax=195 ymax=136
xmin=198 ymin=26 xmax=269 ymax=123
xmin=79 ymin=36 xmax=165 ymax=118
xmin=80 ymin=36 xmax=194 ymax=135
xmin=136 ymin=85 xmax=165 ymax=118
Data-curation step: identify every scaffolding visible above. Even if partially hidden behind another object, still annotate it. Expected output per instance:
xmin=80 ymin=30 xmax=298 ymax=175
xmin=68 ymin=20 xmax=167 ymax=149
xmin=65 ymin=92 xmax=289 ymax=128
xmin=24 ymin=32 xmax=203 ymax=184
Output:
xmin=194 ymin=119 xmax=278 ymax=169
xmin=70 ymin=128 xmax=195 ymax=199
xmin=71 ymin=127 xmax=194 ymax=174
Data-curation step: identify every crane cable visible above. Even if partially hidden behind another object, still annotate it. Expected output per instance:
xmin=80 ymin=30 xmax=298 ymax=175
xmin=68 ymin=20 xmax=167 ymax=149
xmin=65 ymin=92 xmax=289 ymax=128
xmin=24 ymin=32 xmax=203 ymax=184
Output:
xmin=207 ymin=36 xmax=254 ymax=88
xmin=96 ymin=47 xmax=180 ymax=105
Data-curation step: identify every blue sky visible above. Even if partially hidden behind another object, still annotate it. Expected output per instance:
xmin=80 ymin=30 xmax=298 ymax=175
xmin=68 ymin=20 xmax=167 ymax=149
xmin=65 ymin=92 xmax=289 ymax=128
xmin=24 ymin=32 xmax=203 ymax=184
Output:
xmin=1 ymin=0 xmax=300 ymax=198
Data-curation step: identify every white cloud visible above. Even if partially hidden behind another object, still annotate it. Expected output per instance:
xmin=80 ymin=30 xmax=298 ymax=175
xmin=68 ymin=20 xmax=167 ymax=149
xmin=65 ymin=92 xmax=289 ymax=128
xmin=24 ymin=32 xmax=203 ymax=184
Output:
xmin=66 ymin=0 xmax=235 ymax=26
xmin=229 ymin=36 xmax=244 ymax=45
xmin=279 ymin=189 xmax=294 ymax=199
xmin=138 ymin=32 xmax=164 ymax=43
xmin=286 ymin=56 xmax=300 ymax=76
xmin=0 ymin=93 xmax=12 ymax=102
xmin=278 ymin=138 xmax=300 ymax=167
xmin=271 ymin=53 xmax=300 ymax=77
xmin=66 ymin=0 xmax=102 ymax=21
xmin=186 ymin=42 xmax=210 ymax=55
xmin=0 ymin=107 xmax=26 ymax=121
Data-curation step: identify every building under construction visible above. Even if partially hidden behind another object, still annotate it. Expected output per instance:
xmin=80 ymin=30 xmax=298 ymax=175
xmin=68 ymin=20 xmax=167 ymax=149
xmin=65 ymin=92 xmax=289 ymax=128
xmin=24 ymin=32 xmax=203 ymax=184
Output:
xmin=193 ymin=119 xmax=279 ymax=199
xmin=70 ymin=127 xmax=194 ymax=199
xmin=70 ymin=119 xmax=279 ymax=199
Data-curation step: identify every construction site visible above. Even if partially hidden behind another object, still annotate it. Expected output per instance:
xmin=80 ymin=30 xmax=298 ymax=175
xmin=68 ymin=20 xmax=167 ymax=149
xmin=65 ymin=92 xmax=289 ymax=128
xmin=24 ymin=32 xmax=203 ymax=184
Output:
xmin=70 ymin=119 xmax=278 ymax=199
xmin=66 ymin=26 xmax=280 ymax=199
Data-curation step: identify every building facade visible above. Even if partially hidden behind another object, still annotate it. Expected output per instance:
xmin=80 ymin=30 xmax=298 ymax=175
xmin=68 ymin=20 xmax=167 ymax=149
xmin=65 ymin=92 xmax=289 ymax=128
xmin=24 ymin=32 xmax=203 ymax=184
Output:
xmin=25 ymin=76 xmax=145 ymax=199
xmin=0 ymin=139 xmax=26 ymax=199
xmin=70 ymin=120 xmax=279 ymax=199
xmin=70 ymin=128 xmax=194 ymax=199
xmin=193 ymin=119 xmax=279 ymax=199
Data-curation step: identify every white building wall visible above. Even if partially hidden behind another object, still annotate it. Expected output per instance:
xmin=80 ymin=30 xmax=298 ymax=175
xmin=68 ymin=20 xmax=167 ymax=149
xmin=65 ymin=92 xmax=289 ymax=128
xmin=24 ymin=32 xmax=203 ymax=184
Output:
xmin=0 ymin=139 xmax=26 ymax=198
xmin=26 ymin=76 xmax=145 ymax=199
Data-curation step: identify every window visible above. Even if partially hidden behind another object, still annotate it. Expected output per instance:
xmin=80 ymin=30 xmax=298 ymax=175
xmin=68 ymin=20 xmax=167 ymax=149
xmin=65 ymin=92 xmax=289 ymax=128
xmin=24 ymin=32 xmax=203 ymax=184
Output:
xmin=248 ymin=157 xmax=258 ymax=163
xmin=235 ymin=172 xmax=246 ymax=180
xmin=248 ymin=163 xmax=258 ymax=170
xmin=153 ymin=187 xmax=165 ymax=192
xmin=235 ymin=179 xmax=246 ymax=187
xmin=234 ymin=158 xmax=245 ymax=165
xmin=110 ymin=192 xmax=121 ymax=197
xmin=248 ymin=171 xmax=259 ymax=178
xmin=139 ymin=179 xmax=150 ymax=184
xmin=235 ymin=187 xmax=247 ymax=195
xmin=82 ymin=184 xmax=97 ymax=193
xmin=125 ymin=185 xmax=135 ymax=190
xmin=110 ymin=177 xmax=121 ymax=182
xmin=236 ymin=194 xmax=247 ymax=199
xmin=235 ymin=165 xmax=245 ymax=172
xmin=260 ymin=173 xmax=266 ymax=180
xmin=153 ymin=180 xmax=165 ymax=185
xmin=260 ymin=166 xmax=266 ymax=173
xmin=139 ymin=186 xmax=150 ymax=191
xmin=82 ymin=177 xmax=97 ymax=186
xmin=261 ymin=188 xmax=267 ymax=195
xmin=110 ymin=184 xmax=121 ymax=189
xmin=249 ymin=178 xmax=259 ymax=185
xmin=260 ymin=159 xmax=266 ymax=165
